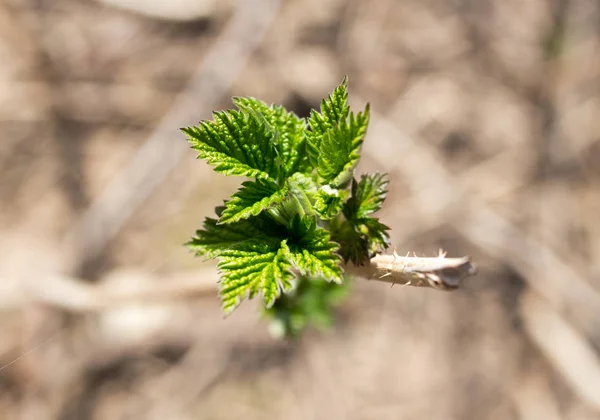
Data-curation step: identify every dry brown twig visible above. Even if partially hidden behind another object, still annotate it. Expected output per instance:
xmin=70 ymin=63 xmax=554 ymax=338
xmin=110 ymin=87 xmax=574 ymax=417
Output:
xmin=366 ymin=250 xmax=476 ymax=290
xmin=344 ymin=250 xmax=477 ymax=292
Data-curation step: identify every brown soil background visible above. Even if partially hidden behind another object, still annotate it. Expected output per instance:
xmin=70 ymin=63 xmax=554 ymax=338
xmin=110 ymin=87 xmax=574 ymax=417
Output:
xmin=1 ymin=0 xmax=600 ymax=419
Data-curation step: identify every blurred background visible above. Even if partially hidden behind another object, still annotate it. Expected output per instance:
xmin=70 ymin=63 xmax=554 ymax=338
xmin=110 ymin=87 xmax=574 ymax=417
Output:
xmin=1 ymin=0 xmax=600 ymax=418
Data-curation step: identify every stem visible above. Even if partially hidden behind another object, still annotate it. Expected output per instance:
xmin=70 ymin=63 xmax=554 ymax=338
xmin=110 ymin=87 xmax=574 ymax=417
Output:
xmin=346 ymin=250 xmax=477 ymax=290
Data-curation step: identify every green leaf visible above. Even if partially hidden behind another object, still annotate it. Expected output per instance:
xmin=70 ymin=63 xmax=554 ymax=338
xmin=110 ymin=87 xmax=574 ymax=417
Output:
xmin=314 ymin=185 xmax=349 ymax=219
xmin=285 ymin=217 xmax=343 ymax=283
xmin=186 ymin=213 xmax=344 ymax=314
xmin=185 ymin=76 xmax=391 ymax=319
xmin=233 ymin=97 xmax=307 ymax=177
xmin=219 ymin=180 xmax=289 ymax=224
xmin=186 ymin=214 xmax=296 ymax=313
xmin=328 ymin=216 xmax=369 ymax=265
xmin=331 ymin=173 xmax=391 ymax=265
xmin=218 ymin=243 xmax=294 ymax=314
xmin=182 ymin=109 xmax=278 ymax=180
xmin=186 ymin=215 xmax=283 ymax=259
xmin=346 ymin=173 xmax=389 ymax=219
xmin=330 ymin=215 xmax=390 ymax=266
xmin=267 ymin=172 xmax=318 ymax=226
xmin=359 ymin=217 xmax=391 ymax=255
xmin=317 ymin=104 xmax=370 ymax=186
xmin=306 ymin=77 xmax=350 ymax=166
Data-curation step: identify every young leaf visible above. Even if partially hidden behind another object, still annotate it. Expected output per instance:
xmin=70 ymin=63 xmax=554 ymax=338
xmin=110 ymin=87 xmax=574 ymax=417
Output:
xmin=233 ymin=97 xmax=307 ymax=177
xmin=346 ymin=173 xmax=389 ymax=219
xmin=219 ymin=180 xmax=289 ymax=224
xmin=267 ymin=172 xmax=317 ymax=226
xmin=328 ymin=216 xmax=369 ymax=265
xmin=317 ymin=104 xmax=369 ymax=186
xmin=184 ymin=76 xmax=393 ymax=320
xmin=186 ymin=214 xmax=295 ymax=313
xmin=332 ymin=173 xmax=391 ymax=265
xmin=330 ymin=216 xmax=390 ymax=265
xmin=186 ymin=215 xmax=283 ymax=259
xmin=218 ymin=244 xmax=294 ymax=314
xmin=182 ymin=109 xmax=278 ymax=180
xmin=285 ymin=217 xmax=343 ymax=283
xmin=314 ymin=185 xmax=349 ymax=219
xmin=306 ymin=77 xmax=350 ymax=166
xmin=359 ymin=217 xmax=390 ymax=255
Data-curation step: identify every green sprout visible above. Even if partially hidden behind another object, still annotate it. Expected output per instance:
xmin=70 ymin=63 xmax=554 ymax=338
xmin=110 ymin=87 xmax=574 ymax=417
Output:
xmin=182 ymin=77 xmax=391 ymax=336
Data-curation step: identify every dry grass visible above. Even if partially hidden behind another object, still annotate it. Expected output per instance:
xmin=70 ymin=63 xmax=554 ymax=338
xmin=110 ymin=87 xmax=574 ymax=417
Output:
xmin=1 ymin=0 xmax=600 ymax=419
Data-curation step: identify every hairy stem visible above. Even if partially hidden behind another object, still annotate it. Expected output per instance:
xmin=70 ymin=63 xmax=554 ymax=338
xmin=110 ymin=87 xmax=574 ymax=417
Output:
xmin=347 ymin=250 xmax=477 ymax=290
